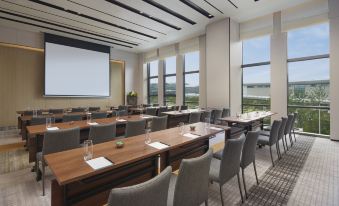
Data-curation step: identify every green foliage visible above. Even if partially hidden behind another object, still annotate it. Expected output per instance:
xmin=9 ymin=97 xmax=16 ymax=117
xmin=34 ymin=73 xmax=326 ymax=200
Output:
xmin=127 ymin=91 xmax=137 ymax=97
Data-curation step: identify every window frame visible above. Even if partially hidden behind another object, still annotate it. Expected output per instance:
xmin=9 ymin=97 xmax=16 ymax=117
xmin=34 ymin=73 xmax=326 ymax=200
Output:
xmin=163 ymin=57 xmax=177 ymax=106
xmin=183 ymin=52 xmax=200 ymax=107
xmin=147 ymin=62 xmax=159 ymax=104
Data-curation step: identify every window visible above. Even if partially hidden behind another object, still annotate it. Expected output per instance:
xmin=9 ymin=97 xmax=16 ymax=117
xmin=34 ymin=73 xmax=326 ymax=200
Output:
xmin=242 ymin=36 xmax=271 ymax=113
xmin=147 ymin=60 xmax=158 ymax=104
xmin=164 ymin=56 xmax=176 ymax=106
xmin=287 ymin=23 xmax=330 ymax=135
xmin=184 ymin=51 xmax=199 ymax=108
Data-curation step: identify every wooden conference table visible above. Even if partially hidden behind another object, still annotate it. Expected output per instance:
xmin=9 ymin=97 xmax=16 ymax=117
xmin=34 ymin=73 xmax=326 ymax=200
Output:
xmin=26 ymin=115 xmax=154 ymax=163
xmin=162 ymin=109 xmax=205 ymax=128
xmin=44 ymin=122 xmax=230 ymax=206
xmin=218 ymin=111 xmax=276 ymax=131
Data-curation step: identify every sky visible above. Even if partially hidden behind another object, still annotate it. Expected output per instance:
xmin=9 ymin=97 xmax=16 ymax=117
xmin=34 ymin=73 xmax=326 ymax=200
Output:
xmin=243 ymin=23 xmax=329 ymax=84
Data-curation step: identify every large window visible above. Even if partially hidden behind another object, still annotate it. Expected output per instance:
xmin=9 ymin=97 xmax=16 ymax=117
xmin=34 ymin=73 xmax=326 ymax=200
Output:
xmin=184 ymin=51 xmax=199 ymax=108
xmin=287 ymin=23 xmax=330 ymax=135
xmin=164 ymin=56 xmax=176 ymax=106
xmin=242 ymin=36 xmax=271 ymax=113
xmin=147 ymin=60 xmax=158 ymax=104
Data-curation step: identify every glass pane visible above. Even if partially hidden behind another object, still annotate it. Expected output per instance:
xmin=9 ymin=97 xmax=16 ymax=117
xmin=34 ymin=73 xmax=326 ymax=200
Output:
xmin=165 ymin=76 xmax=176 ymax=106
xmin=184 ymin=73 xmax=199 ymax=108
xmin=184 ymin=51 xmax=199 ymax=72
xmin=288 ymin=23 xmax=329 ymax=59
xmin=149 ymin=96 xmax=158 ymax=105
xmin=242 ymin=65 xmax=270 ymax=112
xmin=149 ymin=78 xmax=158 ymax=96
xmin=243 ymin=36 xmax=270 ymax=65
xmin=165 ymin=56 xmax=176 ymax=74
xmin=288 ymin=59 xmax=330 ymax=107
xmin=149 ymin=60 xmax=158 ymax=77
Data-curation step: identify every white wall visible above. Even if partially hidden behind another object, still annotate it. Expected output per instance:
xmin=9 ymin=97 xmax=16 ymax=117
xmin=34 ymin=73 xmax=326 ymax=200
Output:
xmin=206 ymin=18 xmax=230 ymax=108
xmin=329 ymin=0 xmax=339 ymax=140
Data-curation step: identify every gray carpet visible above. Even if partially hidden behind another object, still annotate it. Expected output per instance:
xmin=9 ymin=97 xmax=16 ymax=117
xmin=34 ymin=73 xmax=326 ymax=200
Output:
xmin=0 ymin=148 xmax=31 ymax=174
xmin=241 ymin=135 xmax=315 ymax=206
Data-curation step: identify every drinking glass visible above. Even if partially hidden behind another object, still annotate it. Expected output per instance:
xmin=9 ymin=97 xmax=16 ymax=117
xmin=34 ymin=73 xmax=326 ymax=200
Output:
xmin=145 ymin=129 xmax=151 ymax=144
xmin=46 ymin=117 xmax=52 ymax=128
xmin=179 ymin=122 xmax=185 ymax=135
xmin=83 ymin=140 xmax=93 ymax=161
xmin=116 ymin=112 xmax=120 ymax=120
xmin=87 ymin=113 xmax=92 ymax=124
xmin=33 ymin=109 xmax=38 ymax=117
xmin=204 ymin=118 xmax=210 ymax=129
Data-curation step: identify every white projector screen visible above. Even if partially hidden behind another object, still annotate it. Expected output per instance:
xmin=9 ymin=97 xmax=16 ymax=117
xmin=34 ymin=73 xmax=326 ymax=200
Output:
xmin=45 ymin=41 xmax=110 ymax=97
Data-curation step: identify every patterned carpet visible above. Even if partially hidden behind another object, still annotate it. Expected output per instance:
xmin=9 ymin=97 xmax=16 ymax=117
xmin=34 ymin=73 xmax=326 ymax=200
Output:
xmin=0 ymin=148 xmax=31 ymax=174
xmin=241 ymin=135 xmax=315 ymax=206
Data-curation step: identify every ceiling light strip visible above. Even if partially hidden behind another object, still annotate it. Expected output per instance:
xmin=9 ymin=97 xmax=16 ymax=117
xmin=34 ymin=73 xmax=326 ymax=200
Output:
xmin=203 ymin=0 xmax=224 ymax=14
xmin=227 ymin=0 xmax=238 ymax=9
xmin=179 ymin=0 xmax=214 ymax=18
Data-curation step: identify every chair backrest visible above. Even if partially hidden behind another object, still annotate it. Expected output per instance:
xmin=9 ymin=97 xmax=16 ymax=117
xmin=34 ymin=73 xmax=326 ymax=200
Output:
xmin=118 ymin=105 xmax=128 ymax=111
xmin=172 ymin=149 xmax=213 ymax=206
xmin=24 ymin=110 xmax=42 ymax=116
xmin=49 ymin=109 xmax=64 ymax=114
xmin=108 ymin=166 xmax=172 ymax=206
xmin=43 ymin=127 xmax=80 ymax=155
xmin=284 ymin=114 xmax=294 ymax=135
xmin=211 ymin=109 xmax=222 ymax=124
xmin=153 ymin=103 xmax=159 ymax=107
xmin=72 ymin=107 xmax=85 ymax=112
xmin=180 ymin=105 xmax=188 ymax=111
xmin=146 ymin=107 xmax=157 ymax=116
xmin=91 ymin=112 xmax=107 ymax=119
xmin=269 ymin=120 xmax=281 ymax=145
xmin=200 ymin=110 xmax=212 ymax=122
xmin=125 ymin=119 xmax=146 ymax=137
xmin=189 ymin=112 xmax=201 ymax=124
xmin=173 ymin=106 xmax=180 ymax=111
xmin=158 ymin=106 xmax=168 ymax=116
xmin=115 ymin=110 xmax=128 ymax=116
xmin=89 ymin=107 xmax=100 ymax=112
xmin=89 ymin=123 xmax=116 ymax=144
xmin=221 ymin=108 xmax=230 ymax=118
xmin=30 ymin=117 xmax=47 ymax=125
xmin=151 ymin=116 xmax=168 ymax=132
xmin=241 ymin=131 xmax=259 ymax=169
xmin=63 ymin=114 xmax=82 ymax=122
xmin=219 ymin=136 xmax=245 ymax=184
xmin=278 ymin=117 xmax=288 ymax=140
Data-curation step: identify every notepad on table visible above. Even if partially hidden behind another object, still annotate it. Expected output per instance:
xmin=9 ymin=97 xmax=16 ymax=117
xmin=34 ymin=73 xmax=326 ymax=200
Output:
xmin=142 ymin=116 xmax=152 ymax=119
xmin=209 ymin=126 xmax=223 ymax=131
xmin=86 ymin=157 xmax=113 ymax=170
xmin=183 ymin=133 xmax=200 ymax=139
xmin=117 ymin=119 xmax=127 ymax=122
xmin=148 ymin=142 xmax=169 ymax=150
xmin=46 ymin=127 xmax=59 ymax=131
xmin=87 ymin=122 xmax=99 ymax=125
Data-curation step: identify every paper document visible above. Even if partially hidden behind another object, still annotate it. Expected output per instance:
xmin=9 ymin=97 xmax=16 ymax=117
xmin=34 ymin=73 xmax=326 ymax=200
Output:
xmin=86 ymin=157 xmax=113 ymax=170
xmin=209 ymin=126 xmax=223 ymax=131
xmin=87 ymin=122 xmax=99 ymax=125
xmin=183 ymin=133 xmax=200 ymax=139
xmin=148 ymin=142 xmax=169 ymax=150
xmin=46 ymin=127 xmax=59 ymax=131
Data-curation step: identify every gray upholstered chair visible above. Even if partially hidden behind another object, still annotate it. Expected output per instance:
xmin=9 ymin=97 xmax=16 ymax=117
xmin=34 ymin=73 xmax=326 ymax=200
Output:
xmin=209 ymin=136 xmax=246 ymax=205
xmin=125 ymin=119 xmax=146 ymax=137
xmin=30 ymin=117 xmax=47 ymax=125
xmin=168 ymin=149 xmax=213 ymax=206
xmin=151 ymin=116 xmax=167 ymax=132
xmin=284 ymin=114 xmax=294 ymax=150
xmin=72 ymin=107 xmax=85 ymax=112
xmin=49 ymin=109 xmax=64 ymax=114
xmin=117 ymin=110 xmax=128 ymax=116
xmin=89 ymin=123 xmax=116 ymax=144
xmin=146 ymin=107 xmax=157 ymax=116
xmin=37 ymin=127 xmax=80 ymax=195
xmin=257 ymin=120 xmax=281 ymax=166
xmin=63 ymin=114 xmax=82 ymax=122
xmin=153 ymin=103 xmax=160 ymax=107
xmin=221 ymin=108 xmax=230 ymax=118
xmin=188 ymin=112 xmax=201 ymax=124
xmin=89 ymin=107 xmax=100 ymax=112
xmin=211 ymin=109 xmax=222 ymax=124
xmin=158 ymin=106 xmax=168 ymax=116
xmin=240 ymin=131 xmax=260 ymax=198
xmin=180 ymin=105 xmax=188 ymax=111
xmin=24 ymin=110 xmax=42 ymax=116
xmin=108 ymin=166 xmax=172 ymax=206
xmin=200 ymin=110 xmax=212 ymax=122
xmin=118 ymin=105 xmax=128 ymax=111
xmin=91 ymin=112 xmax=107 ymax=119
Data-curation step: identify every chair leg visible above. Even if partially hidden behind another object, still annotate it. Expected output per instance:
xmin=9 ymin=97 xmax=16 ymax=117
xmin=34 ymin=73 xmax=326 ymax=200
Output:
xmin=205 ymin=200 xmax=208 ymax=206
xmin=42 ymin=160 xmax=45 ymax=196
xmin=219 ymin=184 xmax=224 ymax=206
xmin=269 ymin=146 xmax=275 ymax=167
xmin=241 ymin=168 xmax=248 ymax=199
xmin=293 ymin=128 xmax=297 ymax=142
xmin=284 ymin=135 xmax=289 ymax=150
xmin=289 ymin=133 xmax=294 ymax=147
xmin=282 ymin=136 xmax=286 ymax=153
xmin=237 ymin=173 xmax=244 ymax=203
xmin=253 ymin=161 xmax=259 ymax=185
xmin=276 ymin=143 xmax=281 ymax=160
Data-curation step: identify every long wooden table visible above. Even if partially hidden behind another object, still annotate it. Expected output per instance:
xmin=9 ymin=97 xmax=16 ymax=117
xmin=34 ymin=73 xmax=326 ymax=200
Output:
xmin=44 ymin=122 xmax=230 ymax=206
xmin=162 ymin=109 xmax=205 ymax=128
xmin=26 ymin=115 xmax=154 ymax=163
xmin=218 ymin=111 xmax=276 ymax=131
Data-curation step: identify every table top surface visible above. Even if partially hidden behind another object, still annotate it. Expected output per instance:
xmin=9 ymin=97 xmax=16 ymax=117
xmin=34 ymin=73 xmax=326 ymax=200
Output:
xmin=26 ymin=114 xmax=155 ymax=136
xmin=20 ymin=110 xmax=113 ymax=121
xmin=162 ymin=109 xmax=205 ymax=116
xmin=219 ymin=111 xmax=276 ymax=123
xmin=44 ymin=122 xmax=230 ymax=185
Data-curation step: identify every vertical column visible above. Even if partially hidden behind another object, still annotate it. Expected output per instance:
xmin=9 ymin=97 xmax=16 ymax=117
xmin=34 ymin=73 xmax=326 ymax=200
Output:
xmin=199 ymin=35 xmax=207 ymax=108
xmin=329 ymin=0 xmax=339 ymax=140
xmin=158 ymin=60 xmax=164 ymax=105
xmin=176 ymin=54 xmax=184 ymax=106
xmin=270 ymin=12 xmax=288 ymax=120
